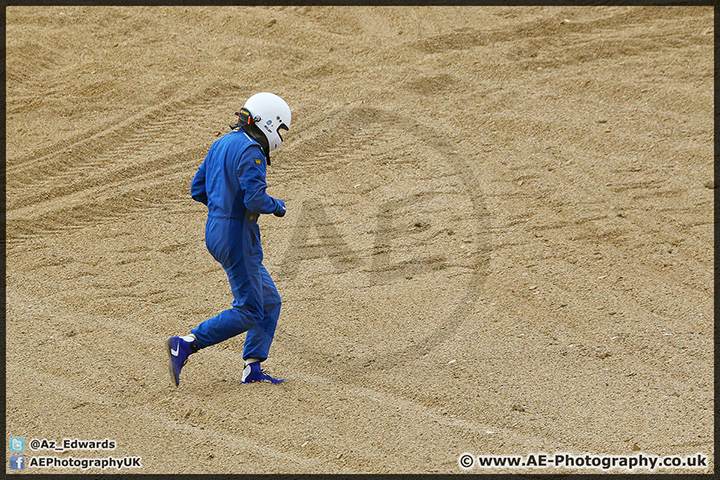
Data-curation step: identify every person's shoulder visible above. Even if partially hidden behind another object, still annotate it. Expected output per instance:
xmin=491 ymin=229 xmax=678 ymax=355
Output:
xmin=234 ymin=133 xmax=264 ymax=157
xmin=224 ymin=132 xmax=265 ymax=168
xmin=228 ymin=130 xmax=263 ymax=148
xmin=240 ymin=143 xmax=266 ymax=165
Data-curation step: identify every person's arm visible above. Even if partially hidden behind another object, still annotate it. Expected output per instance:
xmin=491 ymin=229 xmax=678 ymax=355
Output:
xmin=237 ymin=145 xmax=285 ymax=216
xmin=191 ymin=158 xmax=208 ymax=205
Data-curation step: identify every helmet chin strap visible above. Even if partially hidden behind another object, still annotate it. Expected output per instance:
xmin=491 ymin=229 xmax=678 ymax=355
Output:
xmin=231 ymin=111 xmax=272 ymax=165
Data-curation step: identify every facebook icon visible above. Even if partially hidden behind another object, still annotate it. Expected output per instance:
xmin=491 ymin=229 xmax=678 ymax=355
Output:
xmin=10 ymin=455 xmax=25 ymax=470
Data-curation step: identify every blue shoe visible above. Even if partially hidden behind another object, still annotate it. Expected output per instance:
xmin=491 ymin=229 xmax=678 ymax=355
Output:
xmin=165 ymin=336 xmax=199 ymax=387
xmin=241 ymin=362 xmax=286 ymax=384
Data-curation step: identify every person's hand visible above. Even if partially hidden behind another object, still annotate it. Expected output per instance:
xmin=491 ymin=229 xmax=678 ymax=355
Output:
xmin=274 ymin=200 xmax=286 ymax=217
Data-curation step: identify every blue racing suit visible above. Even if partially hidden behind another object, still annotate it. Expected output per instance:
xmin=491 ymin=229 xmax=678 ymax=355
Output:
xmin=189 ymin=129 xmax=286 ymax=362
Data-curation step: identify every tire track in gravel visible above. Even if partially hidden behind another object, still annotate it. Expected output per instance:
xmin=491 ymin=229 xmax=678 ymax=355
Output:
xmin=523 ymin=145 xmax=710 ymax=279
xmin=6 ymin=151 xmax=200 ymax=246
xmin=484 ymin=245 xmax=712 ymax=386
xmin=484 ymin=133 xmax=711 ymax=297
xmin=465 ymin=277 xmax=713 ymax=453
xmin=313 ymin=24 xmax=711 ymax=446
xmin=270 ymin=103 xmax=492 ymax=380
xmin=6 ymin=84 xmax=241 ymax=247
xmin=6 ymin=81 xmax=236 ymax=190
xmin=263 ymin=101 xmax=512 ymax=456
xmin=269 ymin=10 xmax=710 ymax=447
xmin=8 ymin=369 xmax=336 ymax=473
xmin=6 ymin=5 xmax=714 ymax=475
xmin=7 ymin=284 xmax=549 ymax=474
xmin=273 ymin=103 xmax=710 ymax=461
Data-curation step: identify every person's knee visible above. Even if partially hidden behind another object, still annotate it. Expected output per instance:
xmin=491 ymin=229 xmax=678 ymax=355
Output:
xmin=268 ymin=290 xmax=281 ymax=311
xmin=232 ymin=303 xmax=263 ymax=322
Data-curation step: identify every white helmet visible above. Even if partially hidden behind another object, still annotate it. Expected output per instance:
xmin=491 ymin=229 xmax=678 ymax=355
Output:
xmin=242 ymin=92 xmax=291 ymax=151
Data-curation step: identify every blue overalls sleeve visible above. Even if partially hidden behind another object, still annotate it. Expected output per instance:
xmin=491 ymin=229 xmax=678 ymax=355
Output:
xmin=238 ymin=146 xmax=284 ymax=215
xmin=191 ymin=160 xmax=208 ymax=205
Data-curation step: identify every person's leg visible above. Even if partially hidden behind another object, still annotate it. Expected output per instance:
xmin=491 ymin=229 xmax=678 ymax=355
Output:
xmin=241 ymin=285 xmax=285 ymax=384
xmin=240 ymin=264 xmax=285 ymax=384
xmin=242 ymin=265 xmax=281 ymax=362
xmin=191 ymin=275 xmax=261 ymax=347
xmin=192 ymin=218 xmax=263 ymax=347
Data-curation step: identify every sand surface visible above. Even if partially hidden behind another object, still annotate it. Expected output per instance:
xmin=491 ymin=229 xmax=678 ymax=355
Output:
xmin=6 ymin=6 xmax=714 ymax=474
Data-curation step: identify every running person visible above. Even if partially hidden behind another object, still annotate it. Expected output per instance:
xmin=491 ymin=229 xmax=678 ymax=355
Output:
xmin=166 ymin=92 xmax=291 ymax=386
